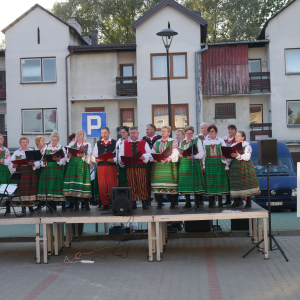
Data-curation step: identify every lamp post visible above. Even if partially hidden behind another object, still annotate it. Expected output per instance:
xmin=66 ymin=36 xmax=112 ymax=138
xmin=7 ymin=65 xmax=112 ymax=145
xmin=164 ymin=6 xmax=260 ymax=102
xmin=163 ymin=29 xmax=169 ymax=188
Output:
xmin=156 ymin=22 xmax=178 ymax=132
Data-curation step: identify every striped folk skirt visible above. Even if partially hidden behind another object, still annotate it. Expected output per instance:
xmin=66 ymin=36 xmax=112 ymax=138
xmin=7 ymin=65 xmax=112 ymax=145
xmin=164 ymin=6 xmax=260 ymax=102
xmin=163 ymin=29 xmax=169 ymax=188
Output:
xmin=35 ymin=168 xmax=43 ymax=184
xmin=151 ymin=162 xmax=178 ymax=194
xmin=37 ymin=162 xmax=66 ymax=201
xmin=205 ymin=157 xmax=229 ymax=195
xmin=63 ymin=158 xmax=91 ymax=199
xmin=229 ymin=160 xmax=260 ymax=198
xmin=178 ymin=158 xmax=205 ymax=194
xmin=0 ymin=164 xmax=11 ymax=185
xmin=126 ymin=167 xmax=148 ymax=201
xmin=118 ymin=166 xmax=128 ymax=187
xmin=13 ymin=166 xmax=38 ymax=207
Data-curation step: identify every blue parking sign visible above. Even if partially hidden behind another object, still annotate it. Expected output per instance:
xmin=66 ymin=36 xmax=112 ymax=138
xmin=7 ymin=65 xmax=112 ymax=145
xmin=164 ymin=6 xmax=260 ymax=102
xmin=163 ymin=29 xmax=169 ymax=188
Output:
xmin=82 ymin=112 xmax=107 ymax=138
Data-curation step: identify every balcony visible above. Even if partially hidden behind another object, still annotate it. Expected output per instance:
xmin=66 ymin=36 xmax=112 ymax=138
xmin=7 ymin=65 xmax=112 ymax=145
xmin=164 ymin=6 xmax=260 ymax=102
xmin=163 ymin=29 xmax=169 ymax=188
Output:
xmin=250 ymin=123 xmax=272 ymax=141
xmin=116 ymin=76 xmax=137 ymax=97
xmin=249 ymin=72 xmax=270 ymax=93
xmin=0 ymin=81 xmax=5 ymax=100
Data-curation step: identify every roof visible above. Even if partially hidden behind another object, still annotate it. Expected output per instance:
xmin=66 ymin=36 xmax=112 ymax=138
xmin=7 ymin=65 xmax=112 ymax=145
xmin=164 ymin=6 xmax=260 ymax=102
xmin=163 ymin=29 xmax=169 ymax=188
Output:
xmin=203 ymin=40 xmax=269 ymax=48
xmin=1 ymin=3 xmax=88 ymax=45
xmin=68 ymin=44 xmax=136 ymax=53
xmin=131 ymin=0 xmax=208 ymax=43
xmin=258 ymin=0 xmax=296 ymax=40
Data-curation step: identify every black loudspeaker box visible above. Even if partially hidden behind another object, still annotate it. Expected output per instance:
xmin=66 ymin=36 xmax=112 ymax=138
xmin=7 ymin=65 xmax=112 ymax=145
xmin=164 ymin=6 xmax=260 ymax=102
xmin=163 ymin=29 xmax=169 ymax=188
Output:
xmin=258 ymin=138 xmax=278 ymax=166
xmin=112 ymin=187 xmax=132 ymax=216
xmin=231 ymin=219 xmax=249 ymax=231
xmin=184 ymin=220 xmax=212 ymax=232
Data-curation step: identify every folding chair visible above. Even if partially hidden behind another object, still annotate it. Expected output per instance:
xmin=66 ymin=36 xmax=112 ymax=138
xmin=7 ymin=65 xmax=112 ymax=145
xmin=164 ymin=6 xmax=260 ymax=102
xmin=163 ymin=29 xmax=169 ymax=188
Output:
xmin=0 ymin=172 xmax=26 ymax=217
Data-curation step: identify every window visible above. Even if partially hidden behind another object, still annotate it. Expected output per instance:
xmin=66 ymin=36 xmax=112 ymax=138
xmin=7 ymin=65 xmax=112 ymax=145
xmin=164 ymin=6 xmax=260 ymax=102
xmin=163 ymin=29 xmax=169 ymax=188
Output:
xmin=285 ymin=49 xmax=300 ymax=74
xmin=287 ymin=100 xmax=300 ymax=126
xmin=21 ymin=58 xmax=56 ymax=83
xmin=150 ymin=53 xmax=187 ymax=79
xmin=215 ymin=103 xmax=236 ymax=119
xmin=250 ymin=105 xmax=263 ymax=124
xmin=249 ymin=60 xmax=261 ymax=73
xmin=120 ymin=109 xmax=134 ymax=127
xmin=85 ymin=107 xmax=105 ymax=112
xmin=0 ymin=71 xmax=5 ymax=100
xmin=22 ymin=109 xmax=57 ymax=134
xmin=152 ymin=104 xmax=189 ymax=129
xmin=120 ymin=64 xmax=134 ymax=83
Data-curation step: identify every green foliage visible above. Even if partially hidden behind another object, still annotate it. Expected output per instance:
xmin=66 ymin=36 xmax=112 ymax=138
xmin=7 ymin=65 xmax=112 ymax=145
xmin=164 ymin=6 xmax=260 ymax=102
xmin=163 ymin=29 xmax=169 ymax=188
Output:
xmin=52 ymin=0 xmax=161 ymax=44
xmin=0 ymin=38 xmax=5 ymax=49
xmin=182 ymin=0 xmax=291 ymax=42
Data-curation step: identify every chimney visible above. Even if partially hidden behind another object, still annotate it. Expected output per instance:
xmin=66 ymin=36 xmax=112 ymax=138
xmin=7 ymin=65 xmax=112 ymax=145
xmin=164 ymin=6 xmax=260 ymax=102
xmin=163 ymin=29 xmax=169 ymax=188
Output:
xmin=91 ymin=30 xmax=98 ymax=46
xmin=82 ymin=35 xmax=92 ymax=45
xmin=67 ymin=17 xmax=82 ymax=35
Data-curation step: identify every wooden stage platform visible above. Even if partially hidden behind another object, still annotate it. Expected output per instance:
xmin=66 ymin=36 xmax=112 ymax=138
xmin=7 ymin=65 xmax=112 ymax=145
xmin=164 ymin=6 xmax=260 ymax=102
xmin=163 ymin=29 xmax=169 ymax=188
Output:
xmin=0 ymin=202 xmax=269 ymax=263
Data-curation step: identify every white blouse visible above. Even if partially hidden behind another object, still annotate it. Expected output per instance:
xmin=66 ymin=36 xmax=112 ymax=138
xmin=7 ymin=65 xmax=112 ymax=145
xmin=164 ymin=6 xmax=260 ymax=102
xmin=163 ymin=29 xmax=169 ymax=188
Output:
xmin=10 ymin=148 xmax=36 ymax=172
xmin=151 ymin=138 xmax=179 ymax=163
xmin=179 ymin=138 xmax=205 ymax=160
xmin=0 ymin=146 xmax=11 ymax=167
xmin=41 ymin=144 xmax=67 ymax=167
xmin=203 ymin=136 xmax=227 ymax=169
xmin=65 ymin=141 xmax=92 ymax=164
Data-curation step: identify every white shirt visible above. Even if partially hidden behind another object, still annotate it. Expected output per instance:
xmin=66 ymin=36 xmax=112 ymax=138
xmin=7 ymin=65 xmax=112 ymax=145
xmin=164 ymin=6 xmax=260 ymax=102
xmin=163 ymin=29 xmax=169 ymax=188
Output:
xmin=65 ymin=141 xmax=92 ymax=164
xmin=227 ymin=141 xmax=252 ymax=164
xmin=10 ymin=148 xmax=36 ymax=173
xmin=41 ymin=144 xmax=67 ymax=167
xmin=151 ymin=138 xmax=179 ymax=163
xmin=92 ymin=138 xmax=117 ymax=164
xmin=179 ymin=137 xmax=205 ymax=160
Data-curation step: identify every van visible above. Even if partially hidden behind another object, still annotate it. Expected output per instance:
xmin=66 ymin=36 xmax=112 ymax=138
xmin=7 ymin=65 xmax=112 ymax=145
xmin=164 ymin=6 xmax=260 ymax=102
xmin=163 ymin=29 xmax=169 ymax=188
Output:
xmin=250 ymin=141 xmax=297 ymax=211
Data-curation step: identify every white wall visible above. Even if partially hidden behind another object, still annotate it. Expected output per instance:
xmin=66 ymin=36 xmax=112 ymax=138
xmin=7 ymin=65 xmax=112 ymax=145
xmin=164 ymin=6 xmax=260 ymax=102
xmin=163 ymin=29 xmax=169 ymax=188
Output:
xmin=203 ymin=96 xmax=250 ymax=138
xmin=267 ymin=0 xmax=300 ymax=141
xmin=5 ymin=7 xmax=71 ymax=147
xmin=136 ymin=5 xmax=201 ymax=135
xmin=118 ymin=52 xmax=137 ymax=76
xmin=248 ymin=47 xmax=268 ymax=72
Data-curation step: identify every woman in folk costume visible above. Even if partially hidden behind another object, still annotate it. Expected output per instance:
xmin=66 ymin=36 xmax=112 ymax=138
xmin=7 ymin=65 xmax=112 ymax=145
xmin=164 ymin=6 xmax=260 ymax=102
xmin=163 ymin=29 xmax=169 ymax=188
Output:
xmin=10 ymin=136 xmax=38 ymax=212
xmin=37 ymin=131 xmax=66 ymax=211
xmin=203 ymin=125 xmax=229 ymax=208
xmin=116 ymin=126 xmax=130 ymax=187
xmin=0 ymin=134 xmax=12 ymax=213
xmin=178 ymin=126 xmax=205 ymax=209
xmin=197 ymin=122 xmax=209 ymax=141
xmin=34 ymin=136 xmax=45 ymax=183
xmin=228 ymin=131 xmax=260 ymax=208
xmin=151 ymin=125 xmax=179 ymax=209
xmin=63 ymin=130 xmax=92 ymax=211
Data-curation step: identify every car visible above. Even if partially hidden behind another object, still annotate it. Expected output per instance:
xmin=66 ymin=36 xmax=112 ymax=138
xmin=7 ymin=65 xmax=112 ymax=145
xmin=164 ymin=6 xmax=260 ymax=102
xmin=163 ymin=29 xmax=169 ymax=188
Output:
xmin=250 ymin=141 xmax=297 ymax=211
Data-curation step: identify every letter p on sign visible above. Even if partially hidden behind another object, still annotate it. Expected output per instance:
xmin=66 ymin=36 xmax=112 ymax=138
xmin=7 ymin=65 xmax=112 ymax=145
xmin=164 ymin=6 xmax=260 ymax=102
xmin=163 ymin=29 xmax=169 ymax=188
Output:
xmin=82 ymin=112 xmax=107 ymax=138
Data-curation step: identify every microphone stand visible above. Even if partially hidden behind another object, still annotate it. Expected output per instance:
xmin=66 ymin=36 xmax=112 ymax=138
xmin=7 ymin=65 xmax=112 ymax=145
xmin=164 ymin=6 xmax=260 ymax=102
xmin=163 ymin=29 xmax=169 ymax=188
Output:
xmin=181 ymin=137 xmax=210 ymax=214
xmin=30 ymin=142 xmax=60 ymax=216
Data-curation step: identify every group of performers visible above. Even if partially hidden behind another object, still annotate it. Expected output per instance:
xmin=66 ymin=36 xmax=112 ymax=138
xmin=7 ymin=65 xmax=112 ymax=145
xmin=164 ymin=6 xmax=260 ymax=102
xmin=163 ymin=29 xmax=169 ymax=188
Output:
xmin=0 ymin=122 xmax=260 ymax=213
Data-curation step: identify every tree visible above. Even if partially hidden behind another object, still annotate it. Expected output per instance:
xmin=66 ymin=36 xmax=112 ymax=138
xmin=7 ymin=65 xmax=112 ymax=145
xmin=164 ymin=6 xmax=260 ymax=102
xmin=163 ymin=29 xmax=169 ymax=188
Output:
xmin=0 ymin=38 xmax=5 ymax=49
xmin=182 ymin=0 xmax=291 ymax=42
xmin=52 ymin=0 xmax=161 ymax=44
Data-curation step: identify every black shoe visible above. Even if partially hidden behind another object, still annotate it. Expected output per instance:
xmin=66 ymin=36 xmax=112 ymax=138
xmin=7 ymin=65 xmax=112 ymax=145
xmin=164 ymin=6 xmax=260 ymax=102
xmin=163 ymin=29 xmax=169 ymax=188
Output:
xmin=170 ymin=195 xmax=176 ymax=209
xmin=209 ymin=196 xmax=214 ymax=208
xmin=245 ymin=197 xmax=251 ymax=208
xmin=66 ymin=202 xmax=74 ymax=209
xmin=100 ymin=204 xmax=108 ymax=211
xmin=132 ymin=202 xmax=137 ymax=210
xmin=142 ymin=201 xmax=148 ymax=209
xmin=157 ymin=199 xmax=162 ymax=209
xmin=85 ymin=200 xmax=90 ymax=211
xmin=29 ymin=207 xmax=34 ymax=213
xmin=74 ymin=200 xmax=79 ymax=211
xmin=81 ymin=202 xmax=86 ymax=209
xmin=239 ymin=198 xmax=244 ymax=206
xmin=224 ymin=195 xmax=231 ymax=205
xmin=232 ymin=199 xmax=239 ymax=208
xmin=5 ymin=206 xmax=11 ymax=214
xmin=183 ymin=195 xmax=191 ymax=209
xmin=218 ymin=196 xmax=223 ymax=208
xmin=62 ymin=202 xmax=66 ymax=212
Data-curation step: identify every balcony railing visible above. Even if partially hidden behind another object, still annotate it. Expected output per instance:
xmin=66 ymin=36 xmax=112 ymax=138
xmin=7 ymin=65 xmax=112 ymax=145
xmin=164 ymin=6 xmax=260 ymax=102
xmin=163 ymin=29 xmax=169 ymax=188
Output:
xmin=116 ymin=76 xmax=137 ymax=96
xmin=249 ymin=72 xmax=270 ymax=93
xmin=250 ymin=123 xmax=272 ymax=141
xmin=0 ymin=81 xmax=6 ymax=100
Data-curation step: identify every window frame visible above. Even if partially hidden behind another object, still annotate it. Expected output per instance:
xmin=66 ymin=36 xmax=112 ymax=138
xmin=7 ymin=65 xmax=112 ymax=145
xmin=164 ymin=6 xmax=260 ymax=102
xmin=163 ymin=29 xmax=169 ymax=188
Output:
xmin=215 ymin=103 xmax=236 ymax=119
xmin=286 ymin=100 xmax=300 ymax=127
xmin=150 ymin=52 xmax=188 ymax=80
xmin=250 ymin=104 xmax=263 ymax=124
xmin=20 ymin=57 xmax=57 ymax=84
xmin=285 ymin=48 xmax=300 ymax=75
xmin=22 ymin=108 xmax=57 ymax=134
xmin=248 ymin=59 xmax=261 ymax=73
xmin=120 ymin=108 xmax=134 ymax=127
xmin=120 ymin=64 xmax=134 ymax=76
xmin=152 ymin=103 xmax=189 ymax=130
xmin=85 ymin=107 xmax=105 ymax=112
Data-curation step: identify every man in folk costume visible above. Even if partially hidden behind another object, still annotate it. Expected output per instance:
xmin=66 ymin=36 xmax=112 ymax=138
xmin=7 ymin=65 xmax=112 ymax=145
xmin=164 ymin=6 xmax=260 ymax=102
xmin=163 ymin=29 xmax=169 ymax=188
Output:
xmin=92 ymin=126 xmax=117 ymax=211
xmin=151 ymin=125 xmax=179 ymax=209
xmin=222 ymin=124 xmax=237 ymax=205
xmin=142 ymin=124 xmax=162 ymax=205
xmin=197 ymin=122 xmax=209 ymax=141
xmin=119 ymin=126 xmax=152 ymax=209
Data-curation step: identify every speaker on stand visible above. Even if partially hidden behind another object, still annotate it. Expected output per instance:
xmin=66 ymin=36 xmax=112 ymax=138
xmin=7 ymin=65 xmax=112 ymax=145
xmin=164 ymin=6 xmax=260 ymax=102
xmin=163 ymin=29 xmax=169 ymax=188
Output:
xmin=243 ymin=138 xmax=288 ymax=261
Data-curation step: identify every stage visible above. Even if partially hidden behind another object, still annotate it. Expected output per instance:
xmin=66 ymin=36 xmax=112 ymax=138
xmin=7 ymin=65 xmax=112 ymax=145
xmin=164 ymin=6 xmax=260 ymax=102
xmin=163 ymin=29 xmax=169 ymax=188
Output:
xmin=0 ymin=202 xmax=268 ymax=263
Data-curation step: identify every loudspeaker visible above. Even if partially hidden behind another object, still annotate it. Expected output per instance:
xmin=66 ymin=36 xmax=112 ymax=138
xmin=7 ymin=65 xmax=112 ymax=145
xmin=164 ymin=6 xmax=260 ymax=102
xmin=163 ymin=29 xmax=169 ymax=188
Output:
xmin=112 ymin=187 xmax=132 ymax=216
xmin=184 ymin=220 xmax=212 ymax=232
xmin=258 ymin=138 xmax=278 ymax=166
xmin=231 ymin=219 xmax=249 ymax=231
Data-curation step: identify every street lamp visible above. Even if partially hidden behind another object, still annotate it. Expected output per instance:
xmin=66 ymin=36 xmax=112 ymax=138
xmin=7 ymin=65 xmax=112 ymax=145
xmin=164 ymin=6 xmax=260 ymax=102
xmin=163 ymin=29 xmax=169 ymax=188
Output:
xmin=156 ymin=22 xmax=178 ymax=132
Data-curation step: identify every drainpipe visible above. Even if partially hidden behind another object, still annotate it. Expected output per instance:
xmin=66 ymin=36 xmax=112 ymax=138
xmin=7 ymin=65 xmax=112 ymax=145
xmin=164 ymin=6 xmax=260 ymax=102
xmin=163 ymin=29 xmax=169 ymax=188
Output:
xmin=195 ymin=44 xmax=208 ymax=134
xmin=65 ymin=50 xmax=73 ymax=140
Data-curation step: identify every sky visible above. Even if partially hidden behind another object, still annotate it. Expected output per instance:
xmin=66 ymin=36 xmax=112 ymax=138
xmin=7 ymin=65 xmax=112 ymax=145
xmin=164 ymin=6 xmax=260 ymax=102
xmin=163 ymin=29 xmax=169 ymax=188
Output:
xmin=0 ymin=0 xmax=62 ymax=43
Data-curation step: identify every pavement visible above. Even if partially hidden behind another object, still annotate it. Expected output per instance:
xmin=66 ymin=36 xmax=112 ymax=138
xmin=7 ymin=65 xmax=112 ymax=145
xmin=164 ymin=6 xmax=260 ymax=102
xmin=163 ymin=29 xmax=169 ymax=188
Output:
xmin=1 ymin=236 xmax=300 ymax=300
